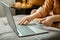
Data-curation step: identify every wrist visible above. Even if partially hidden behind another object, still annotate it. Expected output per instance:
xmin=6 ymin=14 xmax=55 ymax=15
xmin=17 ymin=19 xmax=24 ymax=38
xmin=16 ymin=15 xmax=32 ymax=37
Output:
xmin=29 ymin=15 xmax=35 ymax=20
xmin=30 ymin=12 xmax=41 ymax=18
xmin=46 ymin=16 xmax=55 ymax=23
xmin=53 ymin=15 xmax=60 ymax=22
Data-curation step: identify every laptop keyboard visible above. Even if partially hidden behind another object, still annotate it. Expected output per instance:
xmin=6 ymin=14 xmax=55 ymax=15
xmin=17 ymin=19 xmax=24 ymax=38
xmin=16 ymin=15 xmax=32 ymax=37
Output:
xmin=16 ymin=24 xmax=35 ymax=35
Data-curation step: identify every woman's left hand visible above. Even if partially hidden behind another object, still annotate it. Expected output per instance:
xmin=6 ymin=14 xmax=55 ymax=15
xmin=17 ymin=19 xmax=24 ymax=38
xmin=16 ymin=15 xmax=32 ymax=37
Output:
xmin=41 ymin=16 xmax=55 ymax=26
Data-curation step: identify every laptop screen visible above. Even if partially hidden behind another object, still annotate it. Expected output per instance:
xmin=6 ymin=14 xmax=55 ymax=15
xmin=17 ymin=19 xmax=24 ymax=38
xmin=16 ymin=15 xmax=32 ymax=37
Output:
xmin=0 ymin=1 xmax=19 ymax=35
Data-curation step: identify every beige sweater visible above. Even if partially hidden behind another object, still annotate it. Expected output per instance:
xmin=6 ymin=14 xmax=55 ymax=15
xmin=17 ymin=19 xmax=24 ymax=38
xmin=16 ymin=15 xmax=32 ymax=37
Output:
xmin=38 ymin=0 xmax=60 ymax=17
xmin=35 ymin=0 xmax=60 ymax=28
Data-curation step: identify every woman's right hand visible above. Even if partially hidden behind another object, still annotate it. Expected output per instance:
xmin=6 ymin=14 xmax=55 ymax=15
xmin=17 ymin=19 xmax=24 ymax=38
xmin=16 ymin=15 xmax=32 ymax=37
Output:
xmin=19 ymin=15 xmax=34 ymax=25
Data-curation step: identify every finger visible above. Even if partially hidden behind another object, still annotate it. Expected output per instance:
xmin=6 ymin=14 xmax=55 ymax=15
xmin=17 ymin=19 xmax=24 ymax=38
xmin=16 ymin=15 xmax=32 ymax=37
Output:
xmin=19 ymin=18 xmax=26 ymax=25
xmin=41 ymin=21 xmax=45 ymax=24
xmin=20 ymin=18 xmax=27 ymax=25
xmin=24 ymin=21 xmax=28 ymax=24
xmin=41 ymin=21 xmax=48 ymax=25
xmin=40 ymin=18 xmax=46 ymax=21
xmin=18 ymin=19 xmax=23 ymax=25
xmin=40 ymin=18 xmax=46 ymax=23
xmin=21 ymin=18 xmax=27 ymax=25
xmin=24 ymin=20 xmax=30 ymax=24
xmin=41 ymin=21 xmax=52 ymax=26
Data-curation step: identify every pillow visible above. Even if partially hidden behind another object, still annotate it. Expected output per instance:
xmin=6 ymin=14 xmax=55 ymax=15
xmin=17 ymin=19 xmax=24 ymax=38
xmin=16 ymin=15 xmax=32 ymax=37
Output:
xmin=27 ymin=0 xmax=45 ymax=6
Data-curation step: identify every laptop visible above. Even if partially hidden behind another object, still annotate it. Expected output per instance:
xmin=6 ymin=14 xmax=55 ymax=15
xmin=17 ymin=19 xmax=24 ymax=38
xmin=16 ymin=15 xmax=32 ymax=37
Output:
xmin=1 ymin=1 xmax=49 ymax=37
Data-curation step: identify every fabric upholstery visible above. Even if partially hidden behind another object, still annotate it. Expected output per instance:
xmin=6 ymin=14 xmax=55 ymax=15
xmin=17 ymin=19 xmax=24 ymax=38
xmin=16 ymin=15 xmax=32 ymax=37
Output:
xmin=0 ymin=15 xmax=60 ymax=40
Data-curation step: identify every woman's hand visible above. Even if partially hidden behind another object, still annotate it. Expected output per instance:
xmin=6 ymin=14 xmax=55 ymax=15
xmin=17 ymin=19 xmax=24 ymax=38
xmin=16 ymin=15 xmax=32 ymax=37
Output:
xmin=41 ymin=16 xmax=55 ymax=26
xmin=19 ymin=15 xmax=34 ymax=25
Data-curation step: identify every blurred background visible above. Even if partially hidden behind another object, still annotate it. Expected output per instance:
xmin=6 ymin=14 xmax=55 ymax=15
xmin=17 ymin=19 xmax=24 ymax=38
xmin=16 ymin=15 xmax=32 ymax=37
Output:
xmin=0 ymin=0 xmax=45 ymax=17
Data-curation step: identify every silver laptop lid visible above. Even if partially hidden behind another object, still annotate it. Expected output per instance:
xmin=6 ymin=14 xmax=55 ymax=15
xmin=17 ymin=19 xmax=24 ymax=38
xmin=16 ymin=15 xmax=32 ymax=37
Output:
xmin=0 ymin=1 xmax=19 ymax=35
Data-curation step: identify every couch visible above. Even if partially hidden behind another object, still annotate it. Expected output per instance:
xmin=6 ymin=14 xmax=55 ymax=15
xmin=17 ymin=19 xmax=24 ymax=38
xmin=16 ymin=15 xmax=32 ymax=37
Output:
xmin=0 ymin=15 xmax=60 ymax=40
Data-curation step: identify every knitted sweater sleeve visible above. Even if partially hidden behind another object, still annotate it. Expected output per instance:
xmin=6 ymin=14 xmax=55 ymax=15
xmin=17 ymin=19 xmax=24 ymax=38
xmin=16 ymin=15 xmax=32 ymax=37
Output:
xmin=36 ymin=0 xmax=54 ymax=17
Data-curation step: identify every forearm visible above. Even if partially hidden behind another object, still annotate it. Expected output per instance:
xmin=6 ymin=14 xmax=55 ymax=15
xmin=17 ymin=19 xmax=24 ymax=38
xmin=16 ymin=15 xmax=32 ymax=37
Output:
xmin=30 ymin=0 xmax=53 ymax=19
xmin=30 ymin=12 xmax=41 ymax=19
xmin=53 ymin=15 xmax=60 ymax=22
